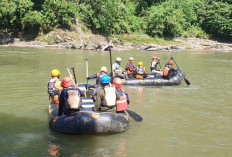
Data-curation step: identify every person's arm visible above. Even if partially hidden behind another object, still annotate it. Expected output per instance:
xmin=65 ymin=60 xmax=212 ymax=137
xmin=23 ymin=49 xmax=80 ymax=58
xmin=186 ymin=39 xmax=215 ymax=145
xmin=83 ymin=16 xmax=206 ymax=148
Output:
xmin=94 ymin=90 xmax=102 ymax=111
xmin=144 ymin=68 xmax=148 ymax=77
xmin=115 ymin=89 xmax=120 ymax=100
xmin=78 ymin=88 xmax=84 ymax=97
xmin=124 ymin=91 xmax=130 ymax=104
xmin=125 ymin=63 xmax=129 ymax=71
xmin=58 ymin=90 xmax=65 ymax=116
xmin=87 ymin=73 xmax=97 ymax=80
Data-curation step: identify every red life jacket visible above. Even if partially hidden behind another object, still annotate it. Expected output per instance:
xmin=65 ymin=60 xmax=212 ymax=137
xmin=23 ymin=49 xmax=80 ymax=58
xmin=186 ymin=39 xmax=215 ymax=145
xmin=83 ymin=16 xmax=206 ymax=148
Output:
xmin=126 ymin=62 xmax=135 ymax=72
xmin=116 ymin=92 xmax=128 ymax=111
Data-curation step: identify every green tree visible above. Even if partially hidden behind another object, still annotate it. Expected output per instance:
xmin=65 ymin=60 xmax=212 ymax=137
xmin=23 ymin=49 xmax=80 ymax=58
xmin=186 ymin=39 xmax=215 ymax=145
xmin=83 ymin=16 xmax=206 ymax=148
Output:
xmin=199 ymin=1 xmax=232 ymax=39
xmin=41 ymin=0 xmax=78 ymax=31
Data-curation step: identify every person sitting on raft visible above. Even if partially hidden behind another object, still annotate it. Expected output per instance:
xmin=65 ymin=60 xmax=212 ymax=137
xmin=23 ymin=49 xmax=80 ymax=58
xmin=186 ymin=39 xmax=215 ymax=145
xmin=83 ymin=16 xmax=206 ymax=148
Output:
xmin=113 ymin=78 xmax=130 ymax=113
xmin=48 ymin=69 xmax=63 ymax=104
xmin=150 ymin=56 xmax=163 ymax=77
xmin=58 ymin=77 xmax=84 ymax=116
xmin=125 ymin=57 xmax=136 ymax=78
xmin=163 ymin=60 xmax=176 ymax=79
xmin=95 ymin=75 xmax=120 ymax=113
xmin=113 ymin=57 xmax=127 ymax=79
xmin=87 ymin=66 xmax=111 ymax=85
xmin=134 ymin=62 xmax=148 ymax=79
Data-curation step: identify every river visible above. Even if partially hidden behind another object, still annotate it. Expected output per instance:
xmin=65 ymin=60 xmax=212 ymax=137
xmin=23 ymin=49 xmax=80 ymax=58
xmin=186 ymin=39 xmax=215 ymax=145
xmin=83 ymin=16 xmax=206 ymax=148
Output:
xmin=0 ymin=47 xmax=231 ymax=157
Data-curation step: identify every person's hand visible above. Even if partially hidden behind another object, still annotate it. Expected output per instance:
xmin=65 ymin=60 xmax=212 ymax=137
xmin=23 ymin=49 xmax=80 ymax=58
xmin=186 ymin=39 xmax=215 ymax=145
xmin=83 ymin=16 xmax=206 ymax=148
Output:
xmin=69 ymin=75 xmax=73 ymax=79
xmin=75 ymin=83 xmax=79 ymax=88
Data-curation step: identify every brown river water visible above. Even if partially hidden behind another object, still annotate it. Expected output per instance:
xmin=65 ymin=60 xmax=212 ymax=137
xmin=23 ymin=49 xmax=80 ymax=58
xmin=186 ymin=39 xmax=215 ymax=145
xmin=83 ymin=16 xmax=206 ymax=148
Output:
xmin=0 ymin=47 xmax=231 ymax=157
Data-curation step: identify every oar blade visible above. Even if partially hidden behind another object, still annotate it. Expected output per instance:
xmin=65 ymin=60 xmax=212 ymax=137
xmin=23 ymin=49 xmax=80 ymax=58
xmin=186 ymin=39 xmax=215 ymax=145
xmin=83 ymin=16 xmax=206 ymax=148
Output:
xmin=184 ymin=78 xmax=190 ymax=85
xmin=126 ymin=110 xmax=143 ymax=122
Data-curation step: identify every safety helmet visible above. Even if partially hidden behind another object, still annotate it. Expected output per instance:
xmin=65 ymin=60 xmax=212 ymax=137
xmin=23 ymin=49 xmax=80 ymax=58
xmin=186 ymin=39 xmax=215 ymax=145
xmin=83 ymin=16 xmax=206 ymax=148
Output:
xmin=113 ymin=78 xmax=122 ymax=89
xmin=168 ymin=60 xmax=174 ymax=65
xmin=100 ymin=66 xmax=108 ymax=72
xmin=61 ymin=77 xmax=73 ymax=88
xmin=138 ymin=62 xmax=143 ymax=66
xmin=129 ymin=57 xmax=134 ymax=61
xmin=116 ymin=57 xmax=122 ymax=62
xmin=51 ymin=69 xmax=60 ymax=77
xmin=100 ymin=75 xmax=110 ymax=84
xmin=153 ymin=56 xmax=158 ymax=59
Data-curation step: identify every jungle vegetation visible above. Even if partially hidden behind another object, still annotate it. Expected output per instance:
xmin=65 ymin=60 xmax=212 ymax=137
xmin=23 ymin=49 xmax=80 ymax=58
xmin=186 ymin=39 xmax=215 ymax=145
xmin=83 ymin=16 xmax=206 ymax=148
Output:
xmin=0 ymin=0 xmax=231 ymax=40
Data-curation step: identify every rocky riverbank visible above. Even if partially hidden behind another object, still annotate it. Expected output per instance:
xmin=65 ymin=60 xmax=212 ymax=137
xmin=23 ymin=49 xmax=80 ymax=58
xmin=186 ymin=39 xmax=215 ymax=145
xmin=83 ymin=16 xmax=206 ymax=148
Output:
xmin=0 ymin=30 xmax=231 ymax=52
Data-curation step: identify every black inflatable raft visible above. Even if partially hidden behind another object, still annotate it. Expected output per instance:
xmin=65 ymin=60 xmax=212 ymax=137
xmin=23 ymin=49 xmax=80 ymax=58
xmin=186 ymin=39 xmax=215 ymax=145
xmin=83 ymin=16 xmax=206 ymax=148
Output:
xmin=123 ymin=69 xmax=186 ymax=86
xmin=49 ymin=98 xmax=130 ymax=134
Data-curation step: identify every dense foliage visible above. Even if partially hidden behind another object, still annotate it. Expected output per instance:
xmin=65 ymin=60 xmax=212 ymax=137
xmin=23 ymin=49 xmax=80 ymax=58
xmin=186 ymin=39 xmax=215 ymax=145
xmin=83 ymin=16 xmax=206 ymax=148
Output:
xmin=0 ymin=0 xmax=231 ymax=40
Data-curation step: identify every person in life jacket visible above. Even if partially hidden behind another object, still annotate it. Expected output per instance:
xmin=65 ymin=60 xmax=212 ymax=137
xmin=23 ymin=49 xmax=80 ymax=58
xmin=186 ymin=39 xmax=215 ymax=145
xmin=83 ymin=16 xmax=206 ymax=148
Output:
xmin=125 ymin=57 xmax=136 ymax=78
xmin=134 ymin=62 xmax=148 ymax=79
xmin=95 ymin=75 xmax=120 ymax=113
xmin=58 ymin=77 xmax=84 ymax=116
xmin=113 ymin=57 xmax=127 ymax=79
xmin=113 ymin=78 xmax=130 ymax=113
xmin=163 ymin=60 xmax=176 ymax=79
xmin=87 ymin=66 xmax=111 ymax=85
xmin=47 ymin=69 xmax=63 ymax=104
xmin=150 ymin=56 xmax=163 ymax=77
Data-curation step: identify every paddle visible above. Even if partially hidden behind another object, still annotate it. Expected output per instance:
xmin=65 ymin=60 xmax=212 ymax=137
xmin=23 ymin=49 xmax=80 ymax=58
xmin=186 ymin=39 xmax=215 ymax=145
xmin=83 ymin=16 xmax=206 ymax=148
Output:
xmin=71 ymin=67 xmax=77 ymax=84
xmin=126 ymin=110 xmax=143 ymax=122
xmin=171 ymin=57 xmax=190 ymax=86
xmin=158 ymin=58 xmax=162 ymax=70
xmin=66 ymin=66 xmax=75 ymax=87
xmin=85 ymin=59 xmax=89 ymax=88
xmin=108 ymin=45 xmax=113 ymax=83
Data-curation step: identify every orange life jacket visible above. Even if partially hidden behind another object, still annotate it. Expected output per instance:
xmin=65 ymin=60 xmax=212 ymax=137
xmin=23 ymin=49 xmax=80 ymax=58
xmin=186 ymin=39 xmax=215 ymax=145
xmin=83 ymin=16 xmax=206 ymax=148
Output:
xmin=116 ymin=92 xmax=128 ymax=111
xmin=163 ymin=67 xmax=170 ymax=76
xmin=48 ymin=79 xmax=62 ymax=104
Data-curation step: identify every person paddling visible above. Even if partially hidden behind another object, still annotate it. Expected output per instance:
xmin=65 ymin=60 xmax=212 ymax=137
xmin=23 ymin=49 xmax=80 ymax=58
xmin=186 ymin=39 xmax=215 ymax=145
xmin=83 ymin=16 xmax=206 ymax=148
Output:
xmin=125 ymin=57 xmax=136 ymax=78
xmin=48 ymin=69 xmax=63 ymax=104
xmin=95 ymin=76 xmax=120 ymax=113
xmin=87 ymin=66 xmax=111 ymax=85
xmin=58 ymin=77 xmax=84 ymax=116
xmin=113 ymin=78 xmax=130 ymax=113
xmin=163 ymin=60 xmax=176 ymax=79
xmin=134 ymin=62 xmax=148 ymax=79
xmin=150 ymin=56 xmax=163 ymax=77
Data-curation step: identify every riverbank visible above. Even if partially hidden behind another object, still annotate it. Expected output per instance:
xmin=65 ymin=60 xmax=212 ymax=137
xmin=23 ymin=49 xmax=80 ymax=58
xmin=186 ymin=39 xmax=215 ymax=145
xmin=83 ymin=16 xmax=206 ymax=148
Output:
xmin=0 ymin=30 xmax=231 ymax=52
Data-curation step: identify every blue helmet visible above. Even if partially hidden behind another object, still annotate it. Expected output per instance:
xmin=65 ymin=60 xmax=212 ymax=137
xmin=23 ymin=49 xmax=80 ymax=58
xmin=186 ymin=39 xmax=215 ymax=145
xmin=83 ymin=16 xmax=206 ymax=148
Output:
xmin=101 ymin=75 xmax=110 ymax=84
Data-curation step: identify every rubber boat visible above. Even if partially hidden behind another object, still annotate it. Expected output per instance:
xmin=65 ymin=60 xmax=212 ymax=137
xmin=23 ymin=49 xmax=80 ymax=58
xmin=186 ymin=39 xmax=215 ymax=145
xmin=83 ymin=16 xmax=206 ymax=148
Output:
xmin=49 ymin=98 xmax=130 ymax=134
xmin=122 ymin=69 xmax=186 ymax=86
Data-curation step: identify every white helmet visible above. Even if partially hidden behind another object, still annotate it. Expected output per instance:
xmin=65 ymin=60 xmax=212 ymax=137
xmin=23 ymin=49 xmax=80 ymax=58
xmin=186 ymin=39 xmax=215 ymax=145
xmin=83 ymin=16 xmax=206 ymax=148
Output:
xmin=116 ymin=57 xmax=122 ymax=62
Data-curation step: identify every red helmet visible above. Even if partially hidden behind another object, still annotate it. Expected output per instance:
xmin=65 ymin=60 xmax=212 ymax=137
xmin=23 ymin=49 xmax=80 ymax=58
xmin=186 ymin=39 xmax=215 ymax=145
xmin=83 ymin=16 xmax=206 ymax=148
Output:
xmin=113 ymin=78 xmax=122 ymax=89
xmin=168 ymin=60 xmax=174 ymax=65
xmin=62 ymin=77 xmax=73 ymax=88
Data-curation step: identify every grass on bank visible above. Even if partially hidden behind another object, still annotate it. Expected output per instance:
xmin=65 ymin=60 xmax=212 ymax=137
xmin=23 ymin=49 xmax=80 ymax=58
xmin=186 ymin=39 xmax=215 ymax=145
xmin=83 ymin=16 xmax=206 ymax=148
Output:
xmin=113 ymin=34 xmax=178 ymax=45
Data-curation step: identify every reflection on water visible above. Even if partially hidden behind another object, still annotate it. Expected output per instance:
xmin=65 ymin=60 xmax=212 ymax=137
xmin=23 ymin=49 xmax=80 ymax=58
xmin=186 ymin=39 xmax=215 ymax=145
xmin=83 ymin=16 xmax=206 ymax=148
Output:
xmin=0 ymin=47 xmax=232 ymax=157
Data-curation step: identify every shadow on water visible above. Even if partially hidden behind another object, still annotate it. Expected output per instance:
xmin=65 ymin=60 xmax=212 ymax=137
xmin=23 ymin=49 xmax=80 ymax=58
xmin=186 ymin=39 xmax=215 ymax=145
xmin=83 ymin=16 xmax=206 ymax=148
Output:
xmin=0 ymin=113 xmax=128 ymax=157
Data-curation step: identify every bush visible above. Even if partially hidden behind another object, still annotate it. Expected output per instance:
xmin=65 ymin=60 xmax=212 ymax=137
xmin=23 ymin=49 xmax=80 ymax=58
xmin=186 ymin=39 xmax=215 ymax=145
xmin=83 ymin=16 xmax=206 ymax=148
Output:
xmin=145 ymin=1 xmax=187 ymax=38
xmin=78 ymin=0 xmax=145 ymax=36
xmin=199 ymin=1 xmax=232 ymax=39
xmin=22 ymin=11 xmax=42 ymax=31
xmin=41 ymin=0 xmax=78 ymax=31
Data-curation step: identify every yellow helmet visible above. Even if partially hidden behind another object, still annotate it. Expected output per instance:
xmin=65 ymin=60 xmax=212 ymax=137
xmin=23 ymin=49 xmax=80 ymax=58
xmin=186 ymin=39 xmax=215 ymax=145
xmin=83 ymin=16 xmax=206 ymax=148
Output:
xmin=51 ymin=69 xmax=60 ymax=77
xmin=138 ymin=62 xmax=143 ymax=66
xmin=129 ymin=57 xmax=134 ymax=61
xmin=100 ymin=66 xmax=108 ymax=72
